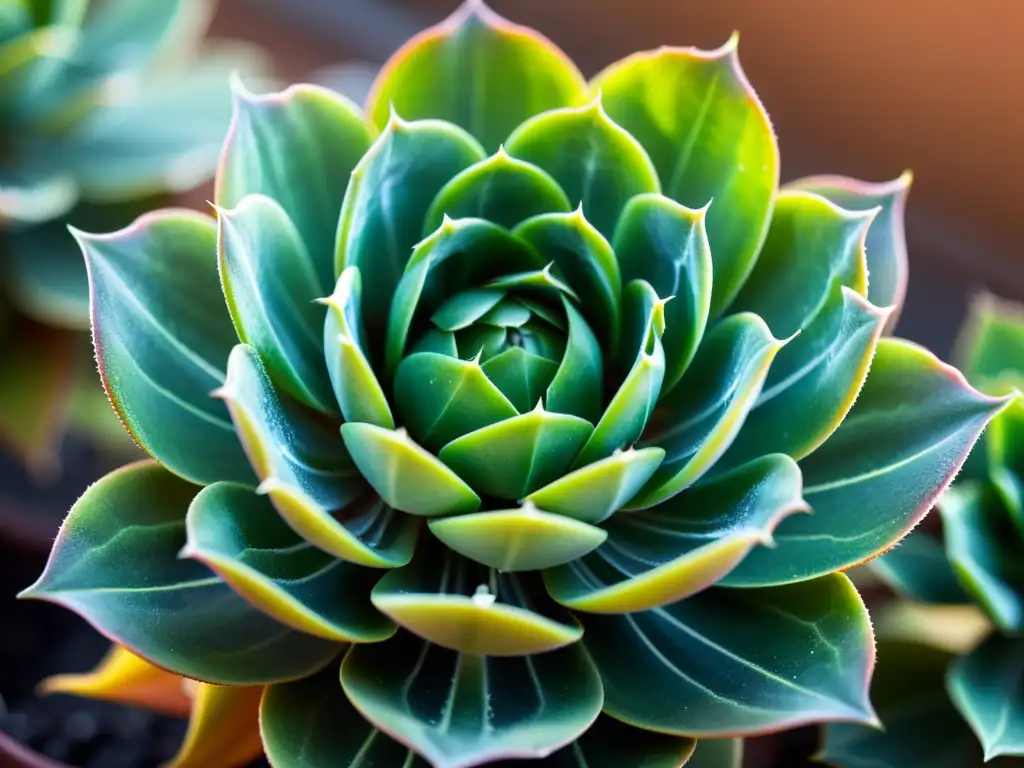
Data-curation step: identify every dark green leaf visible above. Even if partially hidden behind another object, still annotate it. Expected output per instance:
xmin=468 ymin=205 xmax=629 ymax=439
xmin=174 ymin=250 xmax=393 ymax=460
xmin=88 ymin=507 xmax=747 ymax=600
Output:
xmin=954 ymin=291 xmax=1024 ymax=384
xmin=432 ymin=288 xmax=507 ymax=332
xmin=21 ymin=462 xmax=340 ymax=685
xmin=482 ymin=348 xmax=560 ymax=413
xmin=581 ymin=574 xmax=876 ymax=736
xmin=545 ymin=298 xmax=604 ymax=423
xmin=868 ymin=532 xmax=972 ymax=605
xmin=613 ymin=193 xmax=712 ymax=392
xmin=394 ymin=352 xmax=519 ymax=449
xmin=592 ymin=41 xmax=778 ymax=315
xmin=785 ymin=172 xmax=912 ymax=332
xmin=261 ymin=663 xmax=428 ymax=768
xmin=947 ymin=633 xmax=1024 ymax=760
xmin=545 ymin=454 xmax=806 ymax=613
xmin=342 ymin=423 xmax=481 ymax=517
xmin=365 ymin=2 xmax=586 ymax=152
xmin=505 ymin=99 xmax=660 ymax=239
xmin=183 ymin=482 xmax=395 ymax=643
xmin=729 ymin=190 xmax=872 ymax=339
xmin=940 ymin=483 xmax=1024 ymax=631
xmin=5 ymin=219 xmax=90 ymax=329
xmin=424 ymin=148 xmax=571 ymax=233
xmin=75 ymin=210 xmax=252 ymax=485
xmin=217 ymin=80 xmax=374 ymax=290
xmin=217 ymin=194 xmax=334 ymax=411
xmin=718 ymin=284 xmax=888 ymax=469
xmin=687 ymin=739 xmax=743 ymax=768
xmin=341 ymin=630 xmax=602 ymax=767
xmin=629 ymin=312 xmax=782 ymax=509
xmin=337 ymin=117 xmax=486 ymax=345
xmin=438 ymin=405 xmax=594 ymax=500
xmin=724 ymin=339 xmax=1012 ymax=587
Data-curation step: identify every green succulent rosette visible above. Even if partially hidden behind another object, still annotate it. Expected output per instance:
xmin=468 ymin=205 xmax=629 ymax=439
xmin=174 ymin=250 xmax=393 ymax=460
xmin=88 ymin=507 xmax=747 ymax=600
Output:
xmin=0 ymin=0 xmax=264 ymax=471
xmin=822 ymin=293 xmax=1024 ymax=768
xmin=22 ymin=3 xmax=1011 ymax=766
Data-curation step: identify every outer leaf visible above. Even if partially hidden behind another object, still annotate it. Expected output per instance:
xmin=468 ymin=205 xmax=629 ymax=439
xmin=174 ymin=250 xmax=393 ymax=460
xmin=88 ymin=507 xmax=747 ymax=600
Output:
xmin=365 ymin=1 xmax=586 ymax=152
xmin=581 ymin=573 xmax=876 ymax=736
xmin=987 ymin=398 xmax=1024 ymax=536
xmin=940 ymin=483 xmax=1024 ymax=631
xmin=686 ymin=739 xmax=744 ymax=768
xmin=183 ymin=482 xmax=395 ymax=643
xmin=505 ymin=98 xmax=661 ymax=239
xmin=336 ymin=117 xmax=486 ymax=343
xmin=723 ymin=339 xmax=1012 ymax=586
xmin=342 ymin=423 xmax=481 ymax=517
xmin=371 ymin=546 xmax=582 ymax=656
xmin=954 ymin=291 xmax=1024 ymax=383
xmin=167 ymin=683 xmax=264 ymax=768
xmin=785 ymin=172 xmax=912 ymax=332
xmin=545 ymin=454 xmax=807 ymax=614
xmin=820 ymin=642 xmax=993 ymax=768
xmin=613 ymin=193 xmax=712 ymax=392
xmin=629 ymin=312 xmax=783 ymax=509
xmin=429 ymin=505 xmax=606 ymax=571
xmin=592 ymin=40 xmax=778 ymax=315
xmin=217 ymin=194 xmax=334 ymax=411
xmin=438 ymin=405 xmax=594 ymax=500
xmin=40 ymin=645 xmax=191 ymax=717
xmin=424 ymin=147 xmax=571 ymax=232
xmin=261 ymin=663 xmax=427 ymax=767
xmin=719 ymin=284 xmax=889 ymax=469
xmin=20 ymin=462 xmax=340 ymax=685
xmin=868 ymin=532 xmax=972 ymax=605
xmin=729 ymin=190 xmax=873 ymax=339
xmin=341 ymin=630 xmax=603 ymax=768
xmin=216 ymin=80 xmax=374 ymax=289
xmin=75 ymin=210 xmax=252 ymax=485
xmin=947 ymin=633 xmax=1024 ymax=760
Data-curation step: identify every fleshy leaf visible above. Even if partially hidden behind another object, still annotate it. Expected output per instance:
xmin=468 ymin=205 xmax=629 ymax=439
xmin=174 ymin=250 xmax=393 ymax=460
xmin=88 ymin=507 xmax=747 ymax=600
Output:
xmin=506 ymin=98 xmax=661 ymax=239
xmin=940 ymin=483 xmax=1024 ymax=631
xmin=821 ymin=642 xmax=994 ymax=768
xmin=592 ymin=40 xmax=778 ymax=315
xmin=342 ymin=423 xmax=481 ymax=517
xmin=572 ymin=280 xmax=666 ymax=469
xmin=438 ymin=405 xmax=594 ymax=500
xmin=613 ymin=194 xmax=712 ymax=392
xmin=947 ymin=633 xmax=1024 ymax=760
xmin=183 ymin=482 xmax=395 ymax=643
xmin=75 ymin=210 xmax=253 ymax=485
xmin=629 ymin=312 xmax=783 ymax=509
xmin=336 ymin=116 xmax=486 ymax=344
xmin=545 ymin=454 xmax=807 ymax=613
xmin=216 ymin=81 xmax=374 ymax=290
xmin=868 ymin=532 xmax=972 ymax=605
xmin=217 ymin=194 xmax=334 ymax=411
xmin=20 ymin=462 xmax=340 ymax=685
xmin=544 ymin=297 xmax=604 ymax=423
xmin=581 ymin=573 xmax=876 ymax=736
xmin=261 ymin=663 xmax=428 ymax=767
xmin=429 ymin=505 xmax=606 ymax=571
xmin=365 ymin=1 xmax=586 ymax=152
xmin=320 ymin=266 xmax=395 ymax=428
xmin=6 ymin=218 xmax=91 ymax=329
xmin=729 ymin=190 xmax=873 ymax=339
xmin=432 ymin=288 xmax=507 ymax=331
xmin=40 ymin=645 xmax=191 ymax=717
xmin=719 ymin=284 xmax=889 ymax=469
xmin=524 ymin=447 xmax=665 ymax=524
xmin=954 ymin=291 xmax=1024 ymax=383
xmin=424 ymin=148 xmax=572 ymax=233
xmin=394 ymin=352 xmax=519 ymax=450
xmin=342 ymin=630 xmax=603 ymax=768
xmin=687 ymin=739 xmax=744 ymax=768
xmin=785 ymin=172 xmax=912 ymax=332
xmin=514 ymin=210 xmax=621 ymax=352
xmin=371 ymin=546 xmax=582 ymax=656
xmin=482 ymin=348 xmax=561 ymax=414
xmin=167 ymin=684 xmax=264 ymax=768
xmin=724 ymin=339 xmax=1012 ymax=586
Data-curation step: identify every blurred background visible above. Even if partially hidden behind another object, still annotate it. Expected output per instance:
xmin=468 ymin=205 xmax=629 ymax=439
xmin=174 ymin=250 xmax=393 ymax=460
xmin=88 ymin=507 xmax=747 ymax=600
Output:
xmin=2 ymin=1 xmax=1021 ymax=766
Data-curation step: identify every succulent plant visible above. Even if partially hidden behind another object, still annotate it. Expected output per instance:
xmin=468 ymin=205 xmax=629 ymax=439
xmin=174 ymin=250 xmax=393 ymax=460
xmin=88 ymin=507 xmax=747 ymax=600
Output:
xmin=821 ymin=293 xmax=1024 ymax=768
xmin=0 ymin=0 xmax=263 ymax=473
xmin=20 ymin=3 xmax=1011 ymax=766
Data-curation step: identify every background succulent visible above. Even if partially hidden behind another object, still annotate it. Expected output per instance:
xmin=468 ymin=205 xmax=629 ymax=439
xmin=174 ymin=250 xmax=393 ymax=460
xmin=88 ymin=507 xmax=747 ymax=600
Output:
xmin=821 ymin=293 xmax=1024 ymax=768
xmin=0 ymin=0 xmax=263 ymax=473
xmin=20 ymin=2 xmax=1011 ymax=766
